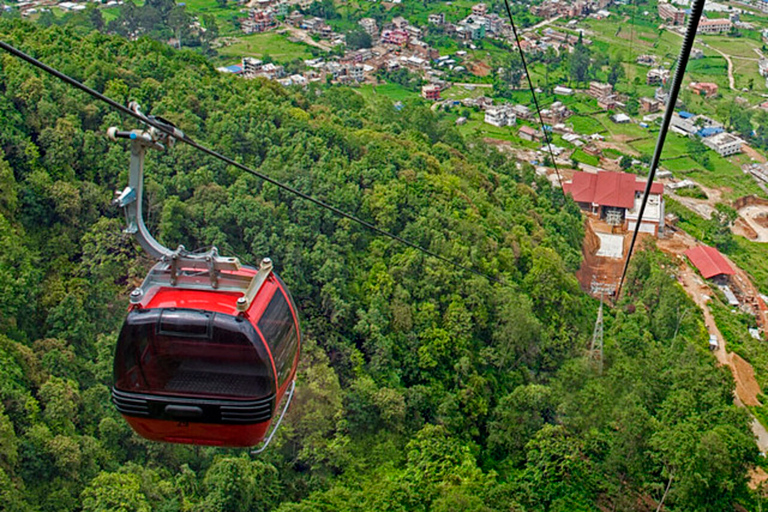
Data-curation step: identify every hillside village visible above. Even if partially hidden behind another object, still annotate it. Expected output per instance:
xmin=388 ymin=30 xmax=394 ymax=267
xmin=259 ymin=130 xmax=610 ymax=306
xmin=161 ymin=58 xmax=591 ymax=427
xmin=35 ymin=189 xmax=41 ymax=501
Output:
xmin=205 ymin=0 xmax=768 ymax=460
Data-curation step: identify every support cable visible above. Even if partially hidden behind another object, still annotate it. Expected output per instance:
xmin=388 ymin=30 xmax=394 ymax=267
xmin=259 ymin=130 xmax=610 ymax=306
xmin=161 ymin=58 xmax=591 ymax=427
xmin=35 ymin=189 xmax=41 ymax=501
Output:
xmin=0 ymin=40 xmax=504 ymax=285
xmin=501 ymin=0 xmax=565 ymax=194
xmin=616 ymin=0 xmax=705 ymax=297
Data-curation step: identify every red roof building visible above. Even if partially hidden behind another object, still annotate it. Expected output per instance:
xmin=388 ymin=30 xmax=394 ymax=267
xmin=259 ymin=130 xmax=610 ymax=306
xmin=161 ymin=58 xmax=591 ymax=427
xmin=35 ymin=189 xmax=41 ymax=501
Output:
xmin=684 ymin=246 xmax=735 ymax=279
xmin=563 ymin=171 xmax=663 ymax=208
xmin=563 ymin=171 xmax=666 ymax=235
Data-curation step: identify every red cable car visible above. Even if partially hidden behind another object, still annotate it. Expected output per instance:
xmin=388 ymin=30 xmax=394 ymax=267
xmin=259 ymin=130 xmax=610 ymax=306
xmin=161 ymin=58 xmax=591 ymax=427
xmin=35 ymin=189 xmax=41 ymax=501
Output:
xmin=108 ymin=117 xmax=300 ymax=450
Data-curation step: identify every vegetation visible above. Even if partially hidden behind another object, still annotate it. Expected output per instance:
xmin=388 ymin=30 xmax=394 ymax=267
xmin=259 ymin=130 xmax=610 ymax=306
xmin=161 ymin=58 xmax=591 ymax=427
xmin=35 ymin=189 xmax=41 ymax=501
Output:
xmin=0 ymin=20 xmax=761 ymax=511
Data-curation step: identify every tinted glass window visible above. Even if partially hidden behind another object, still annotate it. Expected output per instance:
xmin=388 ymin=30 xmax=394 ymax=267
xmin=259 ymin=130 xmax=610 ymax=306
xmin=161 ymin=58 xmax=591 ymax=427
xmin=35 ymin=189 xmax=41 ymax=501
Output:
xmin=258 ymin=290 xmax=298 ymax=386
xmin=115 ymin=309 xmax=275 ymax=399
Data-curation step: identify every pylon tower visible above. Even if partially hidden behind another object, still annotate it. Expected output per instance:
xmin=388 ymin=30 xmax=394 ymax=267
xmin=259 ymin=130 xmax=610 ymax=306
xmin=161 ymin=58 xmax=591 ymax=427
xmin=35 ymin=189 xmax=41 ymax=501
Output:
xmin=590 ymin=294 xmax=604 ymax=374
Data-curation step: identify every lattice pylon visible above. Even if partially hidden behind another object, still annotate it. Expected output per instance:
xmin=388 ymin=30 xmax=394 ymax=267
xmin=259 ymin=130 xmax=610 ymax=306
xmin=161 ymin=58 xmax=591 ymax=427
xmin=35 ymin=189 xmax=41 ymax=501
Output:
xmin=590 ymin=295 xmax=604 ymax=374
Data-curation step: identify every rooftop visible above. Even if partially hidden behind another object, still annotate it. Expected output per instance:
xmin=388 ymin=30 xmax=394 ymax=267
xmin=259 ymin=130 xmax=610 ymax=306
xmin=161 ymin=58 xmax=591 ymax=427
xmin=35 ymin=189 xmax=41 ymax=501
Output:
xmin=684 ymin=245 xmax=735 ymax=279
xmin=563 ymin=171 xmax=663 ymax=209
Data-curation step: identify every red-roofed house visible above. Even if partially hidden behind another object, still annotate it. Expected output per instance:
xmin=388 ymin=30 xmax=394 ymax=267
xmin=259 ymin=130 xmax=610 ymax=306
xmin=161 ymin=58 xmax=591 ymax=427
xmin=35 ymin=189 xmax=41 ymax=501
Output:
xmin=563 ymin=170 xmax=665 ymax=235
xmin=684 ymin=245 xmax=735 ymax=279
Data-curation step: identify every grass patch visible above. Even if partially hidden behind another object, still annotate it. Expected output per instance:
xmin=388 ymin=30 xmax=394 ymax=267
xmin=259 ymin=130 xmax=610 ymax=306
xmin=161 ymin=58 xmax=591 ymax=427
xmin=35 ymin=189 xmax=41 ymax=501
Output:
xmin=675 ymin=184 xmax=708 ymax=200
xmin=569 ymin=115 xmax=605 ymax=134
xmin=572 ymin=149 xmax=600 ymax=166
xmin=686 ymin=56 xmax=728 ymax=76
xmin=217 ymin=31 xmax=315 ymax=62
xmin=660 ymin=156 xmax=701 ymax=174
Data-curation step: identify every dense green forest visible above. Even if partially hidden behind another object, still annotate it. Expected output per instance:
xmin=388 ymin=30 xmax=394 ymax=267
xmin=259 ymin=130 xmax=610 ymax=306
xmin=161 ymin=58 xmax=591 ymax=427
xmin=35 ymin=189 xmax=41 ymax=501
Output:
xmin=0 ymin=20 xmax=761 ymax=511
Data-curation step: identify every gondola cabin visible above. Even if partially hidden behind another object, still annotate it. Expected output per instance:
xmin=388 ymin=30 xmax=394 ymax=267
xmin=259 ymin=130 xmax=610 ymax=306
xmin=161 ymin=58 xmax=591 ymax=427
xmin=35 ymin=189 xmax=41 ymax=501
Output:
xmin=112 ymin=257 xmax=300 ymax=447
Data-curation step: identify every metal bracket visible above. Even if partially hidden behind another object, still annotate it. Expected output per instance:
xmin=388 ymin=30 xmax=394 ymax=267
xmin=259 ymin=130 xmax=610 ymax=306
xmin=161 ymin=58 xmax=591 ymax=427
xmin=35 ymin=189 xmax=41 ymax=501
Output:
xmin=110 ymin=105 xmax=246 ymax=288
xmin=237 ymin=258 xmax=273 ymax=313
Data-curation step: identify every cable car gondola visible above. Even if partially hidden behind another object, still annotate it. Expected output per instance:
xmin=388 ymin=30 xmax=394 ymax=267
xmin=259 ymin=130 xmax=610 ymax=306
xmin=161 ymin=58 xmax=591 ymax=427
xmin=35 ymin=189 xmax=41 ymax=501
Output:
xmin=108 ymin=117 xmax=300 ymax=449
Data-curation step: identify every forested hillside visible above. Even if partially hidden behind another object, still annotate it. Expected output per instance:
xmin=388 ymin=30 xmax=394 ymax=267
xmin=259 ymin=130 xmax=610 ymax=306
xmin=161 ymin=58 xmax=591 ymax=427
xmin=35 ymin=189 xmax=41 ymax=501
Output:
xmin=0 ymin=20 xmax=761 ymax=511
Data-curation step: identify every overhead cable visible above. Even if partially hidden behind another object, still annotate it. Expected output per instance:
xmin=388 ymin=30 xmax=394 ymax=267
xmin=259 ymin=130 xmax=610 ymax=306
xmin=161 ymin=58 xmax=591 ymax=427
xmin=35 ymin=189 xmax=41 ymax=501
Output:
xmin=616 ymin=0 xmax=706 ymax=297
xmin=502 ymin=0 xmax=565 ymax=195
xmin=0 ymin=40 xmax=504 ymax=286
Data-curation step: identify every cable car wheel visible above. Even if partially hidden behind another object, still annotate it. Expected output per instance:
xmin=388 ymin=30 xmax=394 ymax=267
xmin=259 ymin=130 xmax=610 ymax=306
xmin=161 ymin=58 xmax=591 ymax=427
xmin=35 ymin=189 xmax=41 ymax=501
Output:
xmin=108 ymin=116 xmax=300 ymax=451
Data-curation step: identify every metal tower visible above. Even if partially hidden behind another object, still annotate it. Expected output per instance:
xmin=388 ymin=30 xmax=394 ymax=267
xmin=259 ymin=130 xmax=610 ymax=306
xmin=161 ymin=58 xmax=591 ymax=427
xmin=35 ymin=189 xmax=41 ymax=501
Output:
xmin=590 ymin=294 xmax=604 ymax=374
xmin=589 ymin=281 xmax=614 ymax=374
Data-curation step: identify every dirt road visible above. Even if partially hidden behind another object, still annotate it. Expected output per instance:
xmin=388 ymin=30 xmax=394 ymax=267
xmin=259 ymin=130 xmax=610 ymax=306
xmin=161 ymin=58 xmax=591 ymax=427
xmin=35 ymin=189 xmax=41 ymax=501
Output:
xmin=283 ymin=26 xmax=333 ymax=52
xmin=664 ymin=242 xmax=768 ymax=455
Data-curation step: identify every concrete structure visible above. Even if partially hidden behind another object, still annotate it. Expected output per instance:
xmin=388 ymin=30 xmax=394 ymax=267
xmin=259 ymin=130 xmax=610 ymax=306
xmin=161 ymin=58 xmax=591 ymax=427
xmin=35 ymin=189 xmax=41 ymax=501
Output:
xmin=242 ymin=10 xmax=277 ymax=34
xmin=484 ymin=105 xmax=517 ymax=127
xmin=611 ymin=113 xmax=631 ymax=123
xmin=563 ymin=170 xmax=665 ymax=235
xmin=689 ymin=82 xmax=718 ymax=96
xmin=359 ymin=17 xmax=378 ymax=36
xmin=658 ymin=2 xmax=686 ymax=24
xmin=457 ymin=17 xmax=486 ymax=40
xmin=428 ymin=12 xmax=445 ymax=25
xmin=519 ymin=125 xmax=543 ymax=141
xmin=703 ymin=132 xmax=744 ymax=156
xmin=641 ymin=97 xmax=663 ymax=113
xmin=636 ymin=54 xmax=657 ymax=66
xmin=381 ymin=29 xmax=409 ymax=46
xmin=513 ymin=104 xmax=532 ymax=119
xmin=242 ymin=57 xmax=264 ymax=76
xmin=595 ymin=232 xmax=624 ymax=258
xmin=589 ymin=81 xmax=613 ymax=99
xmin=421 ymin=84 xmax=441 ymax=101
xmin=698 ymin=18 xmax=733 ymax=34
xmin=647 ymin=68 xmax=670 ymax=85
xmin=554 ymin=85 xmax=574 ymax=95
xmin=472 ymin=3 xmax=487 ymax=16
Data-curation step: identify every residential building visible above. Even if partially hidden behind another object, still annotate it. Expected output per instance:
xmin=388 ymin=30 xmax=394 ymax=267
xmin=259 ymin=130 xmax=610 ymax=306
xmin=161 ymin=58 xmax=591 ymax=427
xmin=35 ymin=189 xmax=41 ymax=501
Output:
xmin=381 ymin=29 xmax=409 ymax=45
xmin=658 ymin=2 xmax=686 ymax=24
xmin=457 ymin=17 xmax=486 ymax=39
xmin=647 ymin=68 xmax=670 ymax=85
xmin=589 ymin=81 xmax=613 ymax=98
xmin=703 ymin=132 xmax=744 ymax=156
xmin=760 ymin=59 xmax=768 ymax=77
xmin=611 ymin=113 xmax=631 ymax=123
xmin=640 ymin=97 xmax=663 ymax=112
xmin=513 ymin=104 xmax=532 ymax=119
xmin=598 ymin=95 xmax=620 ymax=110
xmin=421 ymin=84 xmax=441 ymax=101
xmin=691 ymin=47 xmax=704 ymax=59
xmin=689 ymin=81 xmax=718 ymax=96
xmin=472 ymin=3 xmax=487 ymax=16
xmin=636 ymin=54 xmax=657 ymax=66
xmin=519 ymin=125 xmax=543 ymax=141
xmin=241 ymin=10 xmax=277 ymax=34
xmin=392 ymin=16 xmax=409 ymax=29
xmin=540 ymin=101 xmax=571 ymax=124
xmin=563 ymin=170 xmax=665 ymax=235
xmin=242 ymin=57 xmax=264 ymax=76
xmin=428 ymin=12 xmax=445 ymax=25
xmin=697 ymin=18 xmax=733 ymax=34
xmin=484 ymin=13 xmax=505 ymax=34
xmin=484 ymin=105 xmax=517 ymax=127
xmin=287 ymin=11 xmax=304 ymax=26
xmin=554 ymin=85 xmax=574 ymax=95
xmin=359 ymin=17 xmax=378 ymax=36
xmin=348 ymin=64 xmax=364 ymax=82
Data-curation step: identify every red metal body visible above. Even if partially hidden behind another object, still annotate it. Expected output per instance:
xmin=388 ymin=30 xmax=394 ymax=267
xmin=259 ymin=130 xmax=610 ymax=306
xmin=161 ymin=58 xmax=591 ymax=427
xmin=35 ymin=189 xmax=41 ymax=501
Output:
xmin=113 ymin=266 xmax=300 ymax=447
